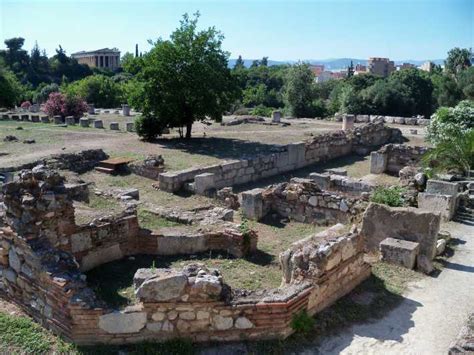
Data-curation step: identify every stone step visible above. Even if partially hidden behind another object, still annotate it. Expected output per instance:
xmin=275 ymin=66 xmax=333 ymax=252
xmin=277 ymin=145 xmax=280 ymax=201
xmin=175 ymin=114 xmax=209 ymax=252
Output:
xmin=453 ymin=217 xmax=474 ymax=226
xmin=455 ymin=212 xmax=474 ymax=221
xmin=94 ymin=166 xmax=114 ymax=174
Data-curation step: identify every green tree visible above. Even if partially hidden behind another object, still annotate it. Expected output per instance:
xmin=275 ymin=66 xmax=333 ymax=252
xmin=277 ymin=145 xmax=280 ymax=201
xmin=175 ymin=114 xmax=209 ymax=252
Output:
xmin=137 ymin=12 xmax=239 ymax=139
xmin=284 ymin=62 xmax=315 ymax=117
xmin=121 ymin=52 xmax=144 ymax=75
xmin=445 ymin=47 xmax=472 ymax=75
xmin=0 ymin=59 xmax=26 ymax=107
xmin=339 ymin=85 xmax=364 ymax=114
xmin=457 ymin=67 xmax=474 ymax=100
xmin=430 ymin=73 xmax=462 ymax=108
xmin=234 ymin=55 xmax=245 ymax=69
xmin=64 ymin=74 xmax=123 ymax=108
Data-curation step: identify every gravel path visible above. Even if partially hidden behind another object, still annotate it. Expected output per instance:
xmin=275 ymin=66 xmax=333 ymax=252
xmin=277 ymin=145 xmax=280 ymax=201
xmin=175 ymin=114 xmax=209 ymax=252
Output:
xmin=304 ymin=221 xmax=474 ymax=355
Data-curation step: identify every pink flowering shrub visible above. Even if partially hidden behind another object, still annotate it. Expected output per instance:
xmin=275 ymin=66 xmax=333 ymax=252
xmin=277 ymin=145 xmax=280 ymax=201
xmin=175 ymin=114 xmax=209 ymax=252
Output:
xmin=20 ymin=101 xmax=32 ymax=109
xmin=44 ymin=92 xmax=88 ymax=118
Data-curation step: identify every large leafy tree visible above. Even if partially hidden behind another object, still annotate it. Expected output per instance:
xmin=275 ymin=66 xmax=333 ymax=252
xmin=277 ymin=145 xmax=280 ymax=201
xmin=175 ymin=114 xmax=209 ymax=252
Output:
xmin=137 ymin=13 xmax=239 ymax=139
xmin=283 ymin=62 xmax=315 ymax=117
xmin=445 ymin=47 xmax=472 ymax=75
xmin=64 ymin=74 xmax=123 ymax=108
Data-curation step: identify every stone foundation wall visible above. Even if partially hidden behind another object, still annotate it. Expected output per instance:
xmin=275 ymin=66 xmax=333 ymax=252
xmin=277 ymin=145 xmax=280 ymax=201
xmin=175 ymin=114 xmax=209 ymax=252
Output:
xmin=160 ymin=123 xmax=401 ymax=193
xmin=370 ymin=144 xmax=430 ymax=174
xmin=242 ymin=178 xmax=367 ymax=225
xmin=0 ymin=168 xmax=370 ymax=346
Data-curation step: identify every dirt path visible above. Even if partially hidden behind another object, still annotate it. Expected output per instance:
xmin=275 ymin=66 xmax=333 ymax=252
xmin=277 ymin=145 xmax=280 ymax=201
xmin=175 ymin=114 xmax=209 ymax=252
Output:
xmin=304 ymin=221 xmax=474 ymax=355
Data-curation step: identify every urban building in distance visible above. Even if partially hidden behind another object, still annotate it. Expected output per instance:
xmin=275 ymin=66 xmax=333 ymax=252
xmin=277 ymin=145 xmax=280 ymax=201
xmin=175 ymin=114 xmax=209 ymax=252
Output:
xmin=354 ymin=63 xmax=367 ymax=75
xmin=71 ymin=48 xmax=121 ymax=69
xmin=398 ymin=62 xmax=416 ymax=70
xmin=367 ymin=57 xmax=395 ymax=77
xmin=309 ymin=64 xmax=325 ymax=76
xmin=420 ymin=61 xmax=435 ymax=72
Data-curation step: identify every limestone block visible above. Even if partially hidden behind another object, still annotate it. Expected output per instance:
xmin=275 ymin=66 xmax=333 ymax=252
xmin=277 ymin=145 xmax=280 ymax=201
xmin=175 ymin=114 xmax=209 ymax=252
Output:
xmin=21 ymin=114 xmax=29 ymax=121
xmin=417 ymin=254 xmax=434 ymax=274
xmin=327 ymin=168 xmax=347 ymax=176
xmin=99 ymin=311 xmax=147 ymax=334
xmin=179 ymin=311 xmax=196 ymax=320
xmin=272 ymin=110 xmax=281 ymax=122
xmin=31 ymin=115 xmax=40 ymax=123
xmin=417 ymin=193 xmax=456 ymax=221
xmin=93 ymin=120 xmax=103 ymax=129
xmin=380 ymin=237 xmax=419 ymax=269
xmin=194 ymin=173 xmax=215 ymax=195
xmin=241 ymin=188 xmax=265 ymax=221
xmin=426 ymin=180 xmax=460 ymax=196
xmin=417 ymin=118 xmax=430 ymax=126
xmin=235 ymin=317 xmax=254 ymax=329
xmin=155 ymin=228 xmax=207 ymax=255
xmin=122 ymin=104 xmax=131 ymax=116
xmin=146 ymin=322 xmax=162 ymax=332
xmin=65 ymin=116 xmax=75 ymax=125
xmin=110 ymin=122 xmax=119 ymax=130
xmin=355 ymin=114 xmax=369 ymax=123
xmin=393 ymin=117 xmax=405 ymax=124
xmin=405 ymin=117 xmax=418 ymax=125
xmin=80 ymin=243 xmax=123 ymax=271
xmin=87 ymin=104 xmax=95 ymax=115
xmin=40 ymin=116 xmax=50 ymax=123
xmin=79 ymin=117 xmax=89 ymax=127
xmin=436 ymin=239 xmax=446 ymax=255
xmin=196 ymin=311 xmax=210 ymax=320
xmin=135 ymin=269 xmax=187 ymax=302
xmin=70 ymin=232 xmax=92 ymax=253
xmin=287 ymin=142 xmax=306 ymax=168
xmin=126 ymin=122 xmax=134 ymax=132
xmin=53 ymin=116 xmax=63 ymax=124
xmin=212 ymin=315 xmax=233 ymax=330
xmin=342 ymin=114 xmax=355 ymax=131
xmin=360 ymin=203 xmax=440 ymax=260
xmin=370 ymin=151 xmax=388 ymax=174
xmin=309 ymin=173 xmax=330 ymax=190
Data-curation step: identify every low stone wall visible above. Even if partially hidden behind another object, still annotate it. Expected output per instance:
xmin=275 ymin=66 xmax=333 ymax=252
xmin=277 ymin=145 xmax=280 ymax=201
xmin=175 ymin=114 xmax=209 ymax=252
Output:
xmin=241 ymin=178 xmax=367 ymax=224
xmin=370 ymin=144 xmax=430 ymax=174
xmin=0 ymin=149 xmax=108 ymax=173
xmin=0 ymin=167 xmax=370 ymax=346
xmin=360 ymin=203 xmax=440 ymax=261
xmin=309 ymin=173 xmax=375 ymax=195
xmin=160 ymin=122 xmax=401 ymax=193
xmin=349 ymin=114 xmax=429 ymax=126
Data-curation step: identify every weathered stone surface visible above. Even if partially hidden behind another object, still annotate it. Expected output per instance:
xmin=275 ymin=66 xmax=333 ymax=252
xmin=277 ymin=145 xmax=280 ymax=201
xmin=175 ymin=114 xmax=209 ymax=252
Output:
xmin=309 ymin=173 xmax=330 ymax=190
xmin=70 ymin=232 xmax=92 ymax=253
xmin=195 ymin=173 xmax=215 ymax=195
xmin=417 ymin=255 xmax=434 ymax=274
xmin=80 ymin=243 xmax=123 ymax=271
xmin=360 ymin=203 xmax=440 ymax=260
xmin=426 ymin=180 xmax=460 ymax=196
xmin=110 ymin=122 xmax=119 ymax=130
xmin=418 ymin=193 xmax=457 ymax=221
xmin=212 ymin=315 xmax=233 ymax=330
xmin=93 ymin=120 xmax=103 ymax=129
xmin=99 ymin=312 xmax=147 ymax=334
xmin=380 ymin=237 xmax=419 ymax=269
xmin=436 ymin=239 xmax=447 ymax=255
xmin=235 ymin=316 xmax=254 ymax=329
xmin=79 ymin=118 xmax=89 ymax=127
xmin=8 ymin=248 xmax=21 ymax=272
xmin=135 ymin=269 xmax=187 ymax=302
xmin=241 ymin=188 xmax=265 ymax=221
xmin=370 ymin=151 xmax=387 ymax=174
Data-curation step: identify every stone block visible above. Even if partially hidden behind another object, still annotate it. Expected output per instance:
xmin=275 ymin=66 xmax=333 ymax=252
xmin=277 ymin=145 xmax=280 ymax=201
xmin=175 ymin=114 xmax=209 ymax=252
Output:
xmin=93 ymin=120 xmax=103 ymax=129
xmin=393 ymin=117 xmax=405 ymax=124
xmin=122 ymin=104 xmax=130 ymax=116
xmin=70 ymin=232 xmax=92 ymax=253
xmin=87 ymin=104 xmax=95 ymax=115
xmin=195 ymin=172 xmax=215 ymax=195
xmin=405 ymin=117 xmax=418 ymax=125
xmin=327 ymin=168 xmax=347 ymax=176
xmin=40 ymin=116 xmax=49 ymax=123
xmin=287 ymin=142 xmax=306 ymax=168
xmin=99 ymin=312 xmax=147 ymax=334
xmin=212 ymin=315 xmax=233 ymax=330
xmin=370 ymin=151 xmax=388 ymax=174
xmin=417 ymin=118 xmax=430 ymax=126
xmin=80 ymin=243 xmax=123 ymax=271
xmin=355 ymin=114 xmax=369 ymax=123
xmin=53 ymin=116 xmax=63 ymax=124
xmin=417 ymin=193 xmax=457 ymax=221
xmin=21 ymin=114 xmax=29 ymax=121
xmin=79 ymin=117 xmax=89 ymax=127
xmin=380 ymin=237 xmax=419 ymax=269
xmin=342 ymin=114 xmax=355 ymax=131
xmin=65 ymin=116 xmax=75 ymax=125
xmin=110 ymin=122 xmax=119 ymax=130
xmin=361 ymin=203 xmax=440 ymax=260
xmin=135 ymin=269 xmax=187 ymax=302
xmin=309 ymin=173 xmax=330 ymax=190
xmin=155 ymin=228 xmax=206 ymax=255
xmin=126 ymin=122 xmax=134 ymax=132
xmin=241 ymin=188 xmax=265 ymax=220
xmin=272 ymin=110 xmax=281 ymax=122
xmin=30 ymin=115 xmax=40 ymax=123
xmin=426 ymin=180 xmax=460 ymax=196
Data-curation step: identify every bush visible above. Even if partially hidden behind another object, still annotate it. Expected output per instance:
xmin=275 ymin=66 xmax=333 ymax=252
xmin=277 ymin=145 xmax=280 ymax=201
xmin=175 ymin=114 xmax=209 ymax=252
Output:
xmin=370 ymin=186 xmax=406 ymax=207
xmin=44 ymin=92 xmax=87 ymax=118
xmin=20 ymin=101 xmax=31 ymax=109
xmin=135 ymin=115 xmax=166 ymax=141
xmin=250 ymin=105 xmax=274 ymax=117
xmin=64 ymin=74 xmax=124 ymax=108
xmin=33 ymin=83 xmax=59 ymax=103
xmin=290 ymin=310 xmax=314 ymax=335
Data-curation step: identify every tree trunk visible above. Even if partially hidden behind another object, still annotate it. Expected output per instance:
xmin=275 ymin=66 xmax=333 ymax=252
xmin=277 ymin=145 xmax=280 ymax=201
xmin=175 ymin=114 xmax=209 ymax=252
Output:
xmin=185 ymin=122 xmax=193 ymax=139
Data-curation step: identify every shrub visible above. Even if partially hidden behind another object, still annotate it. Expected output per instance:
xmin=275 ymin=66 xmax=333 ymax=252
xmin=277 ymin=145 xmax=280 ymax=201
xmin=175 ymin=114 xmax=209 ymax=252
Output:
xmin=135 ymin=115 xmax=166 ymax=141
xmin=44 ymin=92 xmax=87 ymax=118
xmin=250 ymin=105 xmax=274 ymax=117
xmin=20 ymin=101 xmax=31 ymax=109
xmin=290 ymin=310 xmax=315 ymax=335
xmin=64 ymin=74 xmax=124 ymax=108
xmin=33 ymin=83 xmax=59 ymax=103
xmin=370 ymin=186 xmax=406 ymax=207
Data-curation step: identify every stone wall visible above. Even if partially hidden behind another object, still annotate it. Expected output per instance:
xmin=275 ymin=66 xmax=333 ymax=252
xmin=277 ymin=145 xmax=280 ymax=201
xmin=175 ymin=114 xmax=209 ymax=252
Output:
xmin=309 ymin=172 xmax=375 ymax=195
xmin=370 ymin=144 xmax=430 ymax=174
xmin=0 ymin=149 xmax=108 ymax=174
xmin=242 ymin=178 xmax=367 ymax=225
xmin=160 ymin=122 xmax=401 ymax=193
xmin=0 ymin=168 xmax=370 ymax=346
xmin=349 ymin=114 xmax=429 ymax=126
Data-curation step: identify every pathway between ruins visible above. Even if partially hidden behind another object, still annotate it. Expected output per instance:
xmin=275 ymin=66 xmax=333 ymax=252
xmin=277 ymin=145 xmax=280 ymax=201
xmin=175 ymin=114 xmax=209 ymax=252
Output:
xmin=305 ymin=221 xmax=474 ymax=355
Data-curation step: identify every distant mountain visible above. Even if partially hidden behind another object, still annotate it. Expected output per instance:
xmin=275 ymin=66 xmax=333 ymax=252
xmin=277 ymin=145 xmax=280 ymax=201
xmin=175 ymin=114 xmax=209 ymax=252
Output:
xmin=228 ymin=58 xmax=444 ymax=70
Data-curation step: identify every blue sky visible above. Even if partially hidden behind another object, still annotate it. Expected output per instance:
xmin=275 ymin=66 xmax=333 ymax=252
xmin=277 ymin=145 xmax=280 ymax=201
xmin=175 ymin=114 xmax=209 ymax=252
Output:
xmin=0 ymin=0 xmax=472 ymax=60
